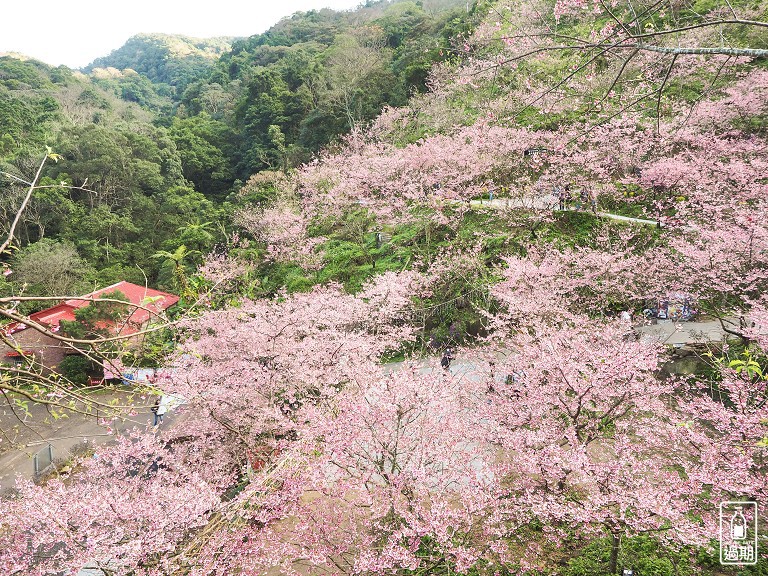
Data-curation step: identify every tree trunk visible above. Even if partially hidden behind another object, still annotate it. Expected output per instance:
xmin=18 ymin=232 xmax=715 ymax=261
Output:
xmin=609 ymin=531 xmax=620 ymax=575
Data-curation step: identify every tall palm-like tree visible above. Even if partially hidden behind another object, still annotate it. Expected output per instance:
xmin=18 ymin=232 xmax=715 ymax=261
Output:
xmin=152 ymin=244 xmax=199 ymax=300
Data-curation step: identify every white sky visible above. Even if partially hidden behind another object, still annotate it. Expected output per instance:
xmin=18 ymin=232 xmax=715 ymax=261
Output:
xmin=0 ymin=0 xmax=362 ymax=69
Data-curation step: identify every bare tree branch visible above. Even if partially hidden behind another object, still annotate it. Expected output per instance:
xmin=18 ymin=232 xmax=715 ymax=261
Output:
xmin=655 ymin=53 xmax=678 ymax=133
xmin=636 ymin=43 xmax=768 ymax=57
xmin=0 ymin=153 xmax=47 ymax=256
xmin=680 ymin=56 xmax=732 ymax=128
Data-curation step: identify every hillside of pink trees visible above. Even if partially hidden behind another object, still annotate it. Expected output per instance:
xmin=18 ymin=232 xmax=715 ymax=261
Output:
xmin=2 ymin=0 xmax=767 ymax=573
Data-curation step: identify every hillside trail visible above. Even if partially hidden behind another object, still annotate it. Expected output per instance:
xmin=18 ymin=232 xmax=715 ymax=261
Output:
xmin=469 ymin=195 xmax=661 ymax=226
xmin=0 ymin=190 xmax=682 ymax=494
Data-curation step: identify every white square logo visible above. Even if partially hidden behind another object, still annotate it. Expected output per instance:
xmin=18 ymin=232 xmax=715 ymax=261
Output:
xmin=720 ymin=501 xmax=758 ymax=565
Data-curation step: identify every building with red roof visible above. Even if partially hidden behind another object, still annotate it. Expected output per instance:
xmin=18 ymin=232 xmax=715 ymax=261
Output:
xmin=1 ymin=281 xmax=178 ymax=371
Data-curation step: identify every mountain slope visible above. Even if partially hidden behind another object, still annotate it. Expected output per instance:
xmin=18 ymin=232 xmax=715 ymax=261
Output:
xmin=84 ymin=33 xmax=234 ymax=93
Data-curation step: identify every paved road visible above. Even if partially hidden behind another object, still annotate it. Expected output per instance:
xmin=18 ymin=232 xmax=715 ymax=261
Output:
xmin=1 ymin=312 xmax=726 ymax=494
xmin=0 ymin=387 xmax=183 ymax=492
xmin=634 ymin=318 xmax=733 ymax=347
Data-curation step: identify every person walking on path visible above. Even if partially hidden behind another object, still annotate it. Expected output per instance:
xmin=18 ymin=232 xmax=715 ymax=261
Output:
xmin=555 ymin=184 xmax=565 ymax=210
xmin=577 ymin=188 xmax=589 ymax=211
xmin=585 ymin=185 xmax=597 ymax=213
xmin=441 ymin=348 xmax=454 ymax=371
xmin=152 ymin=395 xmax=168 ymax=426
xmin=487 ymin=361 xmax=496 ymax=394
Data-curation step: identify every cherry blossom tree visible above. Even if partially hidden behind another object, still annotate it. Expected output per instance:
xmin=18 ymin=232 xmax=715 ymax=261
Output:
xmin=0 ymin=433 xmax=221 ymax=575
xmin=3 ymin=5 xmax=768 ymax=574
xmin=0 ymin=273 xmax=424 ymax=574
xmin=234 ymin=200 xmax=326 ymax=271
xmin=187 ymin=365 xmax=510 ymax=576
xmin=299 ymin=120 xmax=558 ymax=222
xmin=481 ymin=321 xmax=710 ymax=571
xmin=465 ymin=0 xmax=768 ymax=129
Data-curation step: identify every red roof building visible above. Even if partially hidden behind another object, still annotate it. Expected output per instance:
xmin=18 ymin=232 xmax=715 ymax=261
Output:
xmin=1 ymin=282 xmax=178 ymax=370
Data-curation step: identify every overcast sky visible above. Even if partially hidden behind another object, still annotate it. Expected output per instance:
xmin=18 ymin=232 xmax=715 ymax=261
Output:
xmin=0 ymin=0 xmax=362 ymax=69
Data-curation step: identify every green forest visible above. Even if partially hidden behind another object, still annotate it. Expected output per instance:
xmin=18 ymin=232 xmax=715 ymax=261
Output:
xmin=0 ymin=0 xmax=472 ymax=307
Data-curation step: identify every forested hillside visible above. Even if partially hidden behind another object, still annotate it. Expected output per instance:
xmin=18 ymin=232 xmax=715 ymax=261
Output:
xmin=85 ymin=33 xmax=234 ymax=94
xmin=0 ymin=0 xmax=474 ymax=306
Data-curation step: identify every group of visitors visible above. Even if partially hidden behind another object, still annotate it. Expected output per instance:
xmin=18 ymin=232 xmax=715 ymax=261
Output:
xmin=555 ymin=183 xmax=596 ymax=214
xmin=643 ymin=297 xmax=697 ymax=322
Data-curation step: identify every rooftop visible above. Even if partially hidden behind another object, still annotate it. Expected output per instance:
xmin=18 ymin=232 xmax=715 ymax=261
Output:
xmin=4 ymin=281 xmax=179 ymax=336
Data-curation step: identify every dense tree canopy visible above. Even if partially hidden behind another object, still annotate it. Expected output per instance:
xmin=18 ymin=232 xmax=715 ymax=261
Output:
xmin=0 ymin=1 xmax=476 ymax=299
xmin=2 ymin=0 xmax=768 ymax=573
